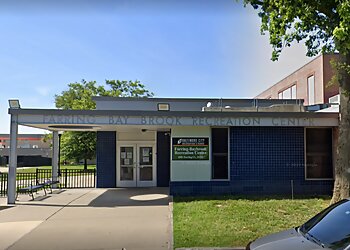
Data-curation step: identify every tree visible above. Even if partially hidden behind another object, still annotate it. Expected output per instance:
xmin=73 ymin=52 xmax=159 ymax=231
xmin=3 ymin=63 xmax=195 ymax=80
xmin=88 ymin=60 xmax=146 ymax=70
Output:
xmin=55 ymin=79 xmax=153 ymax=170
xmin=42 ymin=133 xmax=52 ymax=148
xmin=60 ymin=131 xmax=96 ymax=168
xmin=243 ymin=0 xmax=350 ymax=203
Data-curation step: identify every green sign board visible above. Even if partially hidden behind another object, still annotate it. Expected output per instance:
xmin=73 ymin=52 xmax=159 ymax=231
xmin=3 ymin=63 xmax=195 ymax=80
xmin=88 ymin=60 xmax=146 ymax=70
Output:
xmin=172 ymin=137 xmax=209 ymax=161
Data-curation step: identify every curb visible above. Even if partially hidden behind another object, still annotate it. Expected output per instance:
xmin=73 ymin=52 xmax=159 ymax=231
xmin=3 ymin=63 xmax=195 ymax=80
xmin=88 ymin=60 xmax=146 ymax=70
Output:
xmin=168 ymin=195 xmax=174 ymax=250
xmin=176 ymin=248 xmax=245 ymax=250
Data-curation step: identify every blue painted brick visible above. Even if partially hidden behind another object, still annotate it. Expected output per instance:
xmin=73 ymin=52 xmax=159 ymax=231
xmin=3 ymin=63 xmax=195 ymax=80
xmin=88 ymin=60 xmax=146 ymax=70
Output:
xmin=96 ymin=131 xmax=116 ymax=188
xmin=170 ymin=127 xmax=334 ymax=196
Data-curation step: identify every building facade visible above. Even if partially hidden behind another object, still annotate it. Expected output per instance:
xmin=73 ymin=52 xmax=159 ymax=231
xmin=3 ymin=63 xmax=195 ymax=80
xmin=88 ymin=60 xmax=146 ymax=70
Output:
xmin=8 ymin=97 xmax=338 ymax=196
xmin=0 ymin=134 xmax=51 ymax=166
xmin=256 ymin=54 xmax=339 ymax=105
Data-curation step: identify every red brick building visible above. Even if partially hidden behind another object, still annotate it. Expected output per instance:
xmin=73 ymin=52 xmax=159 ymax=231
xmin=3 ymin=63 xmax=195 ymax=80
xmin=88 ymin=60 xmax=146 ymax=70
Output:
xmin=256 ymin=54 xmax=339 ymax=105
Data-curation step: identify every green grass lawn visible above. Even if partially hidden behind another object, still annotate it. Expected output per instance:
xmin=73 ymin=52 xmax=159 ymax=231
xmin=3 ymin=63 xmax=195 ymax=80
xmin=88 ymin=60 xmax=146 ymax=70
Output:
xmin=0 ymin=165 xmax=96 ymax=180
xmin=173 ymin=196 xmax=331 ymax=248
xmin=16 ymin=165 xmax=96 ymax=173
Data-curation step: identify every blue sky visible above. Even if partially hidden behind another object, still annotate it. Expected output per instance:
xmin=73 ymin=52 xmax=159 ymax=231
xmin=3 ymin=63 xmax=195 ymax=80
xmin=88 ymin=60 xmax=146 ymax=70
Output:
xmin=0 ymin=0 xmax=313 ymax=133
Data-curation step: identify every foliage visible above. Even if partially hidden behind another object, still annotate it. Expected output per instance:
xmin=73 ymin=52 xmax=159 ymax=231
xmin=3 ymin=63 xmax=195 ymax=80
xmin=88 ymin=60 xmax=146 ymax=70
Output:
xmin=60 ymin=131 xmax=96 ymax=164
xmin=174 ymin=196 xmax=330 ymax=248
xmin=55 ymin=79 xmax=153 ymax=168
xmin=55 ymin=79 xmax=153 ymax=110
xmin=243 ymin=0 xmax=350 ymax=203
xmin=244 ymin=1 xmax=350 ymax=61
xmin=42 ymin=133 xmax=53 ymax=147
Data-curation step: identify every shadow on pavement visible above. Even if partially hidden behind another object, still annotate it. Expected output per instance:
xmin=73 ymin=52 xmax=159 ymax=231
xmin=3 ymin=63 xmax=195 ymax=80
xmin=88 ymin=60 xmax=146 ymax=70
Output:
xmin=17 ymin=187 xmax=170 ymax=208
xmin=0 ymin=206 xmax=14 ymax=211
xmin=88 ymin=187 xmax=170 ymax=207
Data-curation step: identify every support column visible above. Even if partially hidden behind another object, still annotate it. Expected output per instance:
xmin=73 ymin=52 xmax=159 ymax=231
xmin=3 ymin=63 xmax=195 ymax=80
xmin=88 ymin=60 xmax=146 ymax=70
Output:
xmin=7 ymin=114 xmax=18 ymax=204
xmin=52 ymin=131 xmax=59 ymax=188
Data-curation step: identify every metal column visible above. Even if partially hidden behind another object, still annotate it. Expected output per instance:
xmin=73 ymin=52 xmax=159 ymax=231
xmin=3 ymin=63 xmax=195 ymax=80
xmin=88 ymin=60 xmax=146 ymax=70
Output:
xmin=7 ymin=114 xmax=18 ymax=204
xmin=52 ymin=131 xmax=59 ymax=188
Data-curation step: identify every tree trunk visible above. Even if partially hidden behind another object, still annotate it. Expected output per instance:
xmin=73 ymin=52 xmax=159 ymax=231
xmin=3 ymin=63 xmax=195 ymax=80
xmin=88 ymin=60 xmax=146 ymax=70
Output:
xmin=84 ymin=158 xmax=87 ymax=171
xmin=331 ymin=54 xmax=350 ymax=204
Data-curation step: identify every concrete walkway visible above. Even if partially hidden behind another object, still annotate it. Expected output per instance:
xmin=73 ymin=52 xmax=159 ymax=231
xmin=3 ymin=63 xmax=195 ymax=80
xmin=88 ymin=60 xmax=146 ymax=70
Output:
xmin=0 ymin=188 xmax=170 ymax=250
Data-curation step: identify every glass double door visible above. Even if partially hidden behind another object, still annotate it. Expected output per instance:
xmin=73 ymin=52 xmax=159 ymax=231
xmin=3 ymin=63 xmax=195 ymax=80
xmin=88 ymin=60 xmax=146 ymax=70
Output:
xmin=117 ymin=143 xmax=156 ymax=187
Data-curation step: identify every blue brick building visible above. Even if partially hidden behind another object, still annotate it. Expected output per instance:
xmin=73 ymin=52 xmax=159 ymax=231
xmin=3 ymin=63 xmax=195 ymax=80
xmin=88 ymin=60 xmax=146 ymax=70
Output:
xmin=9 ymin=97 xmax=338 ymax=196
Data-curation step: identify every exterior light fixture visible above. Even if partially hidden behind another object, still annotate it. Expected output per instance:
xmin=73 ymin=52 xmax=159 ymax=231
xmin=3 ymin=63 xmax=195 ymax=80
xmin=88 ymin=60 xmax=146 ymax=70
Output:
xmin=158 ymin=103 xmax=170 ymax=111
xmin=8 ymin=99 xmax=20 ymax=109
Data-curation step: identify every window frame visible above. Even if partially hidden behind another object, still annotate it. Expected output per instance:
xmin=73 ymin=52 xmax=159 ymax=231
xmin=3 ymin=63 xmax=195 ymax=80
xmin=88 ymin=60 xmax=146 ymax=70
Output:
xmin=211 ymin=127 xmax=230 ymax=181
xmin=282 ymin=87 xmax=292 ymax=99
xmin=307 ymin=74 xmax=316 ymax=105
xmin=278 ymin=83 xmax=297 ymax=99
xmin=278 ymin=92 xmax=283 ymax=99
xmin=291 ymin=84 xmax=297 ymax=99
xmin=304 ymin=127 xmax=334 ymax=181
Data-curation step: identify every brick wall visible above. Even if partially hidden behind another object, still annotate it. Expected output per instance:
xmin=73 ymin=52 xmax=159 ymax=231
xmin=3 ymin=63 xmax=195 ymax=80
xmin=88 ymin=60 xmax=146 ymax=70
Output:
xmin=96 ymin=131 xmax=116 ymax=188
xmin=256 ymin=55 xmax=323 ymax=105
xmin=170 ymin=127 xmax=334 ymax=196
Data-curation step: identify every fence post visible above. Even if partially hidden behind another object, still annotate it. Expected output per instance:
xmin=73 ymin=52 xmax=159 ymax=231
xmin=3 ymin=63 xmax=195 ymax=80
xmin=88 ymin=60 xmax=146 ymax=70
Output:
xmin=36 ymin=168 xmax=39 ymax=184
xmin=0 ymin=173 xmax=3 ymax=196
xmin=64 ymin=168 xmax=68 ymax=188
xmin=0 ymin=173 xmax=9 ymax=196
xmin=93 ymin=168 xmax=96 ymax=187
xmin=6 ymin=173 xmax=8 ymax=196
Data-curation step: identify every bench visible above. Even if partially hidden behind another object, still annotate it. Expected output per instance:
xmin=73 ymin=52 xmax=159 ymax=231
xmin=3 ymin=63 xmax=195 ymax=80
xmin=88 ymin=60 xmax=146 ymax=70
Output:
xmin=16 ymin=179 xmax=60 ymax=200
xmin=41 ymin=179 xmax=60 ymax=194
xmin=17 ymin=183 xmax=46 ymax=200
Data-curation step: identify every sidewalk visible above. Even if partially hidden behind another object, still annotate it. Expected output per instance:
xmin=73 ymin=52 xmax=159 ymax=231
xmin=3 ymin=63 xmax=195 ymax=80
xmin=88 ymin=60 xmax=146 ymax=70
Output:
xmin=0 ymin=188 xmax=170 ymax=250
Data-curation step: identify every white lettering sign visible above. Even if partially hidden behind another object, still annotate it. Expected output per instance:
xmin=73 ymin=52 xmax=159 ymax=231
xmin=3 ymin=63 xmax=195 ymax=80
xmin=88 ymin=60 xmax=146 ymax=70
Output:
xmin=20 ymin=114 xmax=335 ymax=127
xmin=43 ymin=115 xmax=96 ymax=124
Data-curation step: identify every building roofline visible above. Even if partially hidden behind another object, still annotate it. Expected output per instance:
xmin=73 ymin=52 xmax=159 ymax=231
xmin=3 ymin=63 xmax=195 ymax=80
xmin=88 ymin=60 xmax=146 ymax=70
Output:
xmin=0 ymin=134 xmax=45 ymax=136
xmin=8 ymin=108 xmax=339 ymax=119
xmin=255 ymin=53 xmax=339 ymax=98
xmin=92 ymin=96 xmax=258 ymax=102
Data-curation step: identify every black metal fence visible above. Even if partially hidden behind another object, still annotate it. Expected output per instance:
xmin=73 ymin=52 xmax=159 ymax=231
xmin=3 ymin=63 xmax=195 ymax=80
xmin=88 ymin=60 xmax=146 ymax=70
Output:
xmin=0 ymin=168 xmax=96 ymax=196
xmin=59 ymin=169 xmax=96 ymax=188
xmin=0 ymin=172 xmax=7 ymax=196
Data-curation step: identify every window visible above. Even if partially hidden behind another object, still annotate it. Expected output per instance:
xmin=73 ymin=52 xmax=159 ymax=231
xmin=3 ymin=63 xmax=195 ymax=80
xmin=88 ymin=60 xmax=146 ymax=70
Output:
xmin=291 ymin=85 xmax=297 ymax=99
xmin=279 ymin=84 xmax=297 ymax=99
xmin=211 ymin=128 xmax=228 ymax=179
xmin=306 ymin=128 xmax=333 ymax=179
xmin=329 ymin=94 xmax=340 ymax=105
xmin=282 ymin=88 xmax=292 ymax=99
xmin=278 ymin=92 xmax=283 ymax=99
xmin=300 ymin=200 xmax=350 ymax=250
xmin=308 ymin=75 xmax=315 ymax=105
